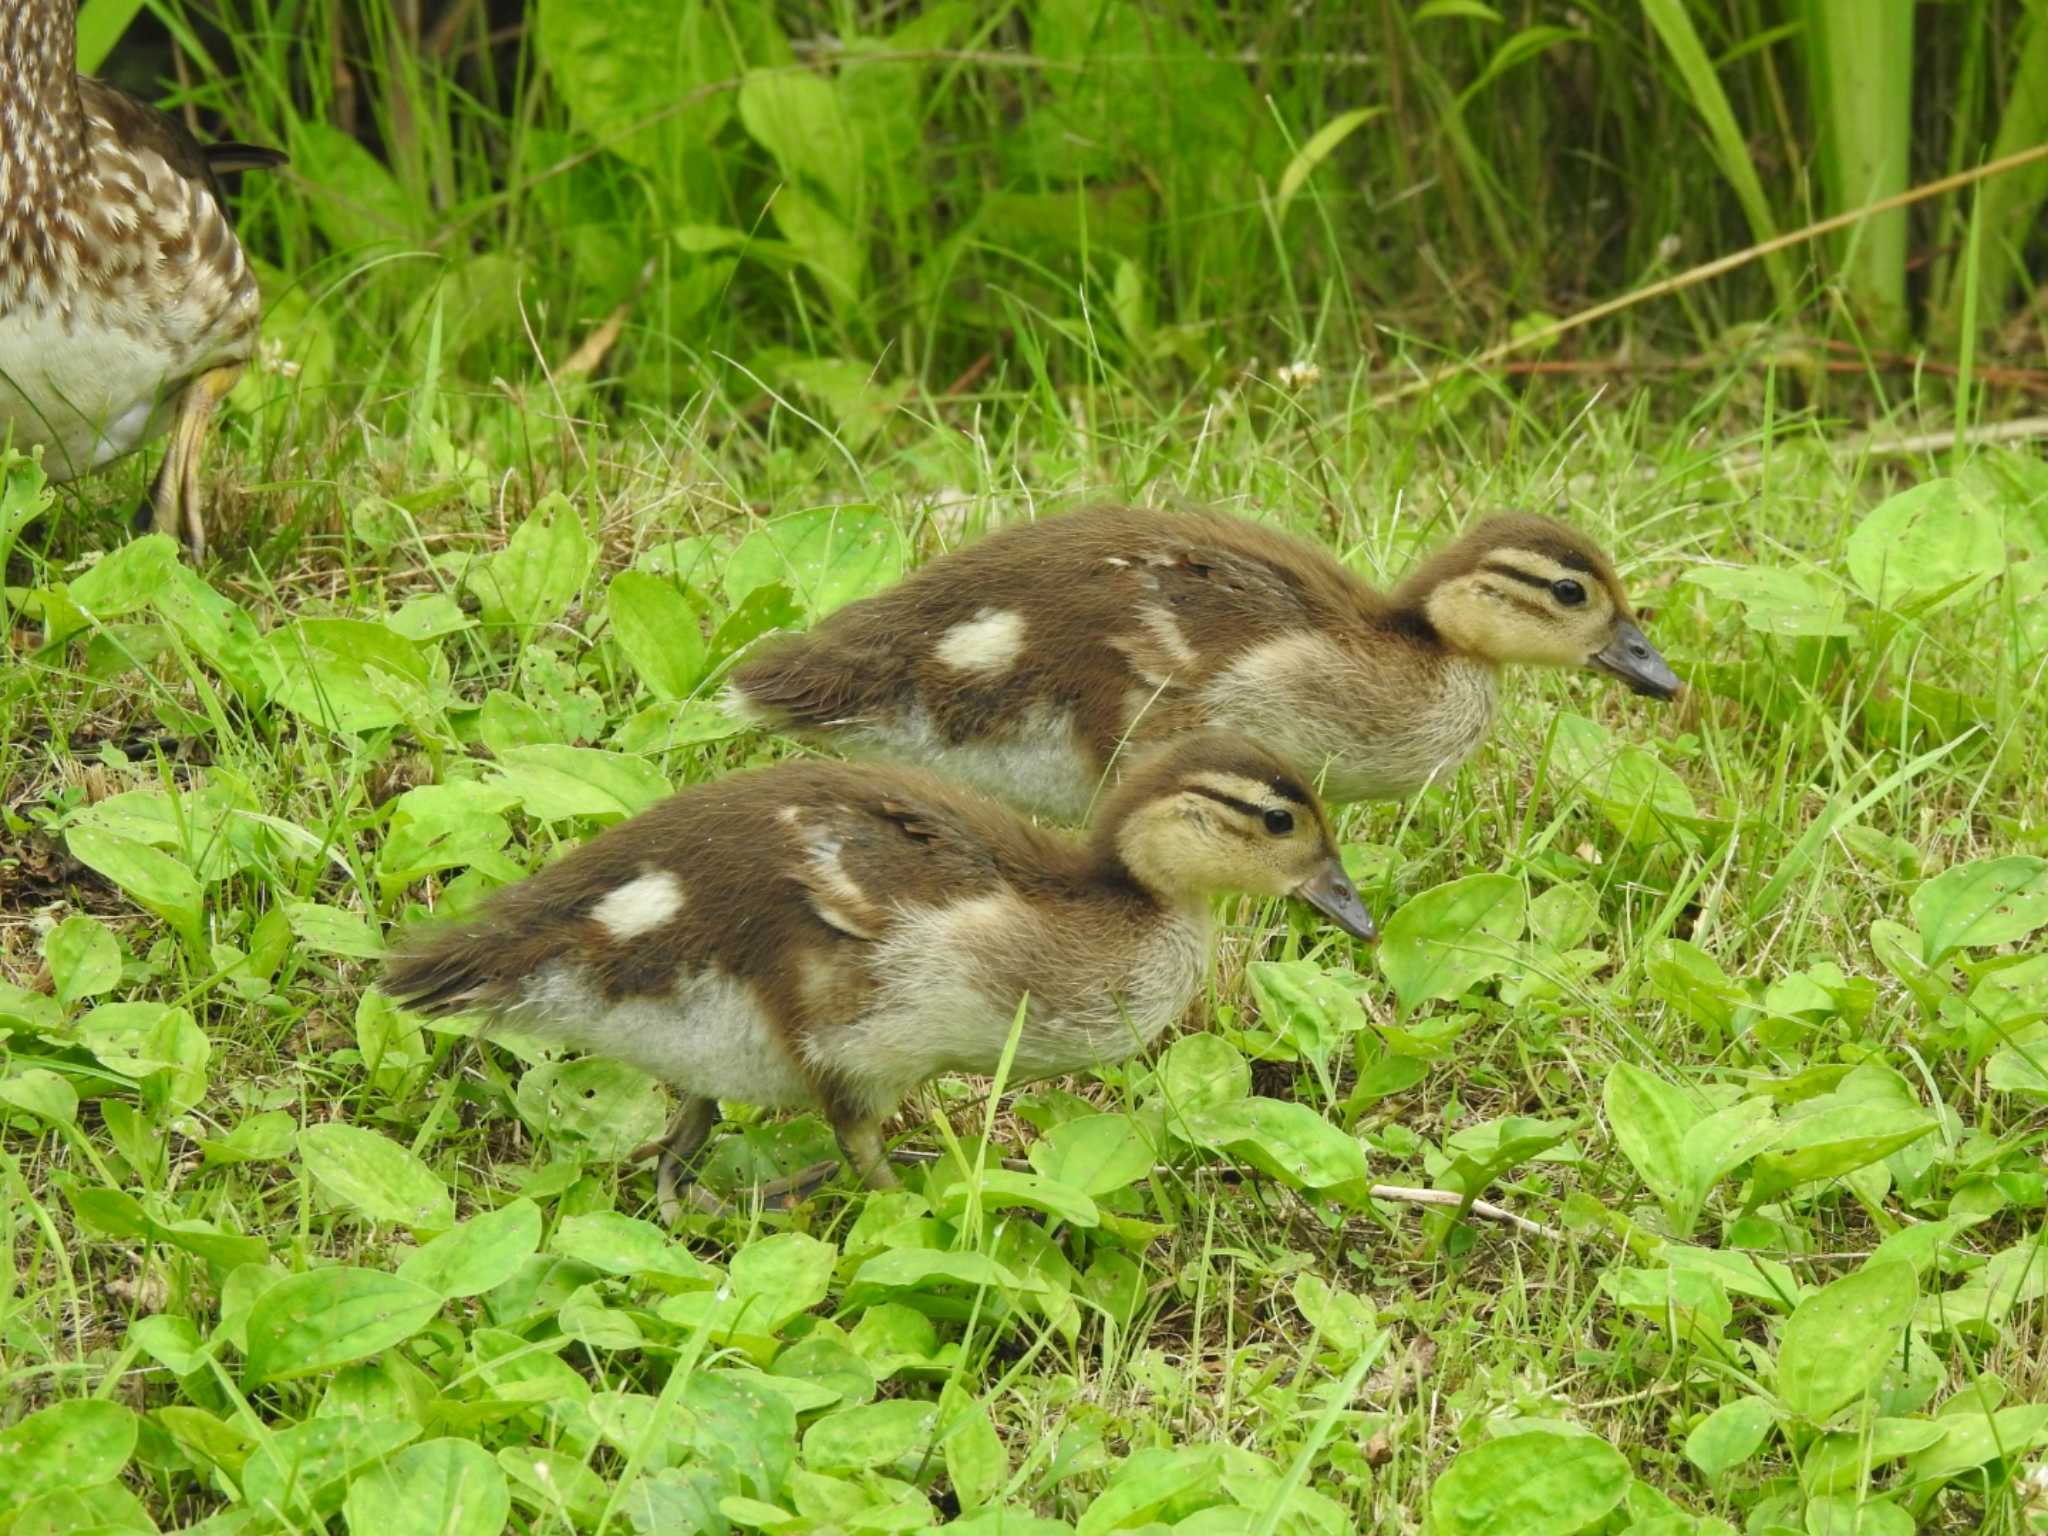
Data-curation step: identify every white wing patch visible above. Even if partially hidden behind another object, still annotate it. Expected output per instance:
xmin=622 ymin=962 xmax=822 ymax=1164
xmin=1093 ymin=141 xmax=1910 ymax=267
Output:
xmin=589 ymin=869 xmax=685 ymax=940
xmin=935 ymin=608 xmax=1027 ymax=673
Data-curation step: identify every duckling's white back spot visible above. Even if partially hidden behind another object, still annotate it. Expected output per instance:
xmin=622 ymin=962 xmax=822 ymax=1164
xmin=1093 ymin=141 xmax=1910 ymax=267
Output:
xmin=935 ymin=607 xmax=1027 ymax=673
xmin=589 ymin=869 xmax=686 ymax=940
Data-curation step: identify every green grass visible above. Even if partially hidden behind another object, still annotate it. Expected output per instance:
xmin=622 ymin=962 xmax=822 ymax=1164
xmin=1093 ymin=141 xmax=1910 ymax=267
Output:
xmin=5 ymin=363 xmax=2048 ymax=1534
xmin=6 ymin=2 xmax=2048 ymax=1532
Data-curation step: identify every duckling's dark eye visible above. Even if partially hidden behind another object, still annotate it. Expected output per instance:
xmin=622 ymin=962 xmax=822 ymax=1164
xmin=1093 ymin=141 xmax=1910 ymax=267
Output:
xmin=1551 ymin=578 xmax=1587 ymax=607
xmin=1263 ymin=808 xmax=1295 ymax=836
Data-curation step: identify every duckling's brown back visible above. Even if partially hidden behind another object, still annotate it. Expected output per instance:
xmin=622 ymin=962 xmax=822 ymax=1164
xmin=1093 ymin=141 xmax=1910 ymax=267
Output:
xmin=728 ymin=505 xmax=1392 ymax=814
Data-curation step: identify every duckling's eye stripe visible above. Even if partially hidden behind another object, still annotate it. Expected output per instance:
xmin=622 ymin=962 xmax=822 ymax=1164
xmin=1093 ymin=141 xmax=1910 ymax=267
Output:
xmin=1479 ymin=561 xmax=1557 ymax=592
xmin=1266 ymin=776 xmax=1311 ymax=806
xmin=1186 ymin=785 xmax=1268 ymax=820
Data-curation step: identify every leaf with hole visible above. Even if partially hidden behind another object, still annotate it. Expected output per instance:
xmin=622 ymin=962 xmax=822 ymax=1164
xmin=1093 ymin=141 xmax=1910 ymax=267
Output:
xmin=514 ymin=1057 xmax=668 ymax=1159
xmin=469 ymin=495 xmax=593 ymax=636
xmin=267 ymin=618 xmax=435 ymax=734
xmin=1777 ymin=1260 xmax=1917 ymax=1422
xmin=1027 ymin=1113 xmax=1156 ymax=1196
xmin=488 ymin=743 xmax=670 ymax=823
xmin=63 ymin=826 xmax=204 ymax=950
xmin=1910 ymin=855 xmax=2048 ymax=965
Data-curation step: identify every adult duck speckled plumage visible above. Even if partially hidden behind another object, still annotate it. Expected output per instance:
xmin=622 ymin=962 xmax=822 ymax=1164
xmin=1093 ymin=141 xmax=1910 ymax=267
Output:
xmin=0 ymin=0 xmax=283 ymax=559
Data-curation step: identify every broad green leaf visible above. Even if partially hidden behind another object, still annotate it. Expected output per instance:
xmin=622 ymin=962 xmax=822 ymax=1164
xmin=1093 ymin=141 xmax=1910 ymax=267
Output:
xmin=243 ymin=1417 xmax=419 ymax=1523
xmin=299 ymin=1123 xmax=456 ymax=1229
xmin=1603 ymin=1062 xmax=1701 ymax=1207
xmin=1179 ymin=1097 xmax=1368 ymax=1189
xmin=470 ymin=494 xmax=593 ymax=635
xmin=534 ymin=0 xmax=738 ymax=170
xmin=606 ymin=570 xmax=707 ymax=700
xmin=9 ymin=1479 xmax=155 ymax=1535
xmin=1681 ymin=564 xmax=1858 ymax=638
xmin=1076 ymin=1445 xmax=1222 ymax=1536
xmin=342 ymin=1437 xmax=510 ymax=1536
xmin=268 ymin=617 xmax=433 ymax=733
xmin=1429 ymin=1430 xmax=1629 ymax=1536
xmin=931 ymin=1168 xmax=1099 ymax=1228
xmin=398 ymin=1200 xmax=543 ymax=1299
xmin=731 ymin=1231 xmax=838 ymax=1313
xmin=738 ymin=69 xmax=862 ymax=213
xmin=0 ymin=448 xmax=53 ymax=571
xmin=1150 ymin=1033 xmax=1250 ymax=1113
xmin=723 ymin=506 xmax=906 ymax=618
xmin=497 ymin=1447 xmax=608 ymax=1527
xmin=800 ymin=1399 xmax=939 ymax=1474
xmin=612 ymin=698 xmax=751 ymax=753
xmin=1910 ymin=855 xmax=2048 ymax=964
xmin=63 ymin=533 xmax=180 ymax=627
xmin=1904 ymin=1403 xmax=2048 ymax=1481
xmin=63 ymin=826 xmax=204 ymax=949
xmin=150 ymin=559 xmax=278 ymax=701
xmin=488 ymin=743 xmax=670 ymax=823
xmin=0 ymin=1400 xmax=138 ymax=1513
xmin=1376 ymin=874 xmax=1526 ymax=1012
xmin=242 ymin=1268 xmax=443 ymax=1384
xmin=75 ymin=1001 xmax=209 ymax=1111
xmin=842 ymin=1248 xmax=1035 ymax=1309
xmin=1846 ymin=479 xmax=2004 ymax=611
xmin=0 ymin=1068 xmax=77 ymax=1126
xmin=1028 ymin=1114 xmax=1156 ymax=1196
xmin=549 ymin=1210 xmax=712 ymax=1283
xmin=1293 ymin=1272 xmax=1376 ymax=1356
xmin=1777 ymin=1261 xmax=1917 ymax=1422
xmin=1802 ymin=1495 xmax=1913 ymax=1536
xmin=284 ymin=900 xmax=385 ymax=960
xmin=1750 ymin=1101 xmax=1934 ymax=1199
xmin=1683 ymin=1395 xmax=1775 ymax=1476
xmin=42 ymin=914 xmax=120 ymax=1006
xmin=1247 ymin=958 xmax=1368 ymax=1060
xmin=939 ymin=1383 xmax=1006 ymax=1514
xmin=129 ymin=1314 xmax=208 ymax=1377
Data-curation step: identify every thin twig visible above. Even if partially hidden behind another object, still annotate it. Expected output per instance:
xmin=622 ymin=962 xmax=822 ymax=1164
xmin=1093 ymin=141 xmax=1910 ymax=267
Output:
xmin=1372 ymin=139 xmax=2048 ymax=408
xmin=886 ymin=1150 xmax=1560 ymax=1237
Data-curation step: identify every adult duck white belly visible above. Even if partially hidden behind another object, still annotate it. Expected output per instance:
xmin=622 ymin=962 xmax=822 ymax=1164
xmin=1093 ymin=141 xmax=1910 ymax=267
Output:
xmin=0 ymin=299 xmax=182 ymax=479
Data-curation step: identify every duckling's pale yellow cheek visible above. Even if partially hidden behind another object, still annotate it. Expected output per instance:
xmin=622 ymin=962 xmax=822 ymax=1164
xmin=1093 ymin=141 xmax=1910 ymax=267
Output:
xmin=514 ymin=964 xmax=818 ymax=1110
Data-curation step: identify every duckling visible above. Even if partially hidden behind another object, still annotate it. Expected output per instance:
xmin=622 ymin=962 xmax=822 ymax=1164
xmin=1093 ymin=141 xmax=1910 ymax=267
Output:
xmin=382 ymin=730 xmax=1375 ymax=1217
xmin=730 ymin=505 xmax=1680 ymax=821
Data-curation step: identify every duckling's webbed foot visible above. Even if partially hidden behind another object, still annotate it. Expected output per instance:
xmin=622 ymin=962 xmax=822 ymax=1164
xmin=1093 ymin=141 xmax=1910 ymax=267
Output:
xmin=634 ymin=1094 xmax=716 ymax=1225
xmin=150 ymin=364 xmax=241 ymax=561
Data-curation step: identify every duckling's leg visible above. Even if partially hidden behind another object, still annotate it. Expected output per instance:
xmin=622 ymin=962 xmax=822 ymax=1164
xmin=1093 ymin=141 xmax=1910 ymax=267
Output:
xmin=147 ymin=364 xmax=242 ymax=561
xmin=833 ymin=1116 xmax=901 ymax=1192
xmin=634 ymin=1094 xmax=716 ymax=1225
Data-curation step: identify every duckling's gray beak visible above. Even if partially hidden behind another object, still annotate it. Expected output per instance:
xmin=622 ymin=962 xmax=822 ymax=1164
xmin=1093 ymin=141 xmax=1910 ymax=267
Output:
xmin=1296 ymin=858 xmax=1378 ymax=943
xmin=1591 ymin=621 xmax=1682 ymax=700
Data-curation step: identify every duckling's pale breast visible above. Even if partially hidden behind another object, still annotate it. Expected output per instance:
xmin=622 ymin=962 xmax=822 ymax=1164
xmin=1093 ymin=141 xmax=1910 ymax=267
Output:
xmin=805 ymin=891 xmax=1211 ymax=1115
xmin=513 ymin=962 xmax=820 ymax=1109
xmin=1193 ymin=633 xmax=1499 ymax=803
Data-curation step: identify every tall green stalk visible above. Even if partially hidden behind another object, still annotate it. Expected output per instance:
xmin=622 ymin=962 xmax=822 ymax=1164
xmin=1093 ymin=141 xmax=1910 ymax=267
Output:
xmin=1802 ymin=0 xmax=1914 ymax=343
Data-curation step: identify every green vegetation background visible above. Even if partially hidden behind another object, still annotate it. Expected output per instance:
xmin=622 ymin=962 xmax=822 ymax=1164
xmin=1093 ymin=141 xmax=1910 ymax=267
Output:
xmin=3 ymin=3 xmax=2048 ymax=1535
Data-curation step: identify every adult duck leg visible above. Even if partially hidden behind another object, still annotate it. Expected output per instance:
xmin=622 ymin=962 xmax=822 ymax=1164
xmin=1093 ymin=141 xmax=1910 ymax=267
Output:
xmin=148 ymin=364 xmax=242 ymax=560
